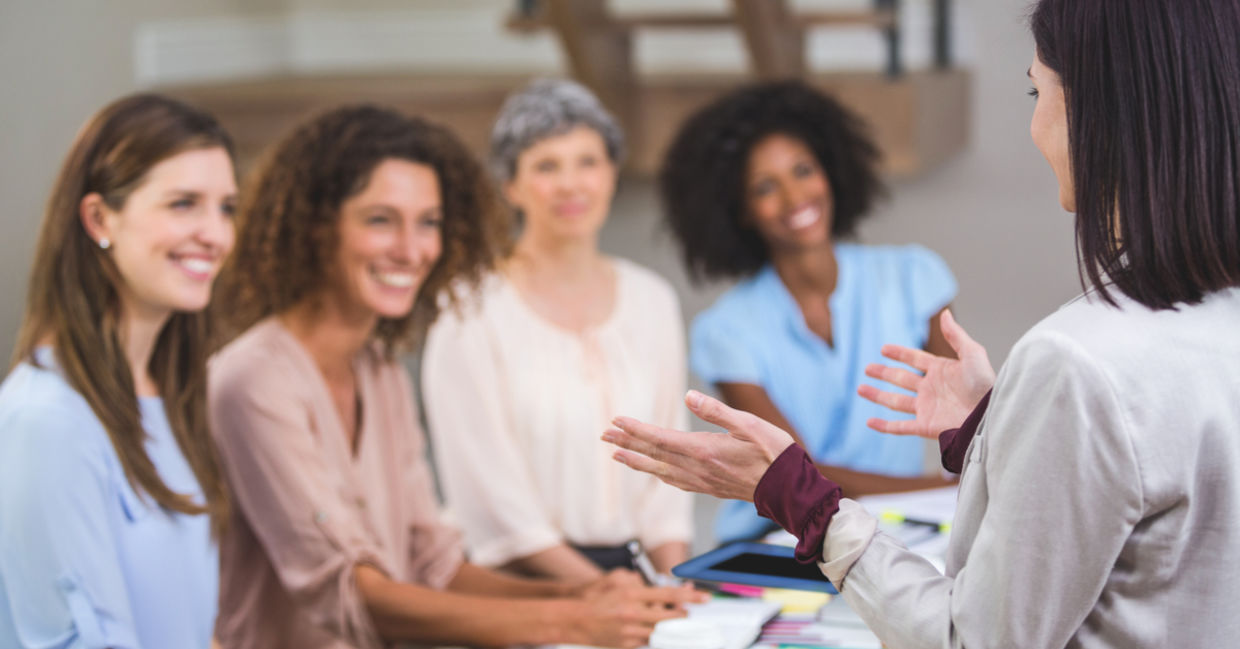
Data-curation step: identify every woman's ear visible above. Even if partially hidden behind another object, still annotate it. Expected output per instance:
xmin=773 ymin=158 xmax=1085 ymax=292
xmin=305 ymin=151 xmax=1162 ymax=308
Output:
xmin=79 ymin=193 xmax=113 ymax=248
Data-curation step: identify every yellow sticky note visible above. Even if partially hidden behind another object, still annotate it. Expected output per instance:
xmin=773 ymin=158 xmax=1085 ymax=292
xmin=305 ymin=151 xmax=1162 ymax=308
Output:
xmin=761 ymin=587 xmax=831 ymax=614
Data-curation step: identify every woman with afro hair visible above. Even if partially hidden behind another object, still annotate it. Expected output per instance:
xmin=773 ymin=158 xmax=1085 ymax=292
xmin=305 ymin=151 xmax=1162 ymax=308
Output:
xmin=660 ymin=81 xmax=960 ymax=544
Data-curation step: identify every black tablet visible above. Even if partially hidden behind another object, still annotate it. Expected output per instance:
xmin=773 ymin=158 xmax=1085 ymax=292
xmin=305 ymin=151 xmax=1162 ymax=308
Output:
xmin=671 ymin=542 xmax=838 ymax=594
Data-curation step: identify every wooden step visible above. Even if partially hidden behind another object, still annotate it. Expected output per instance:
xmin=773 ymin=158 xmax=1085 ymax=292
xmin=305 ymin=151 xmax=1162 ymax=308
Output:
xmin=508 ymin=9 xmax=896 ymax=33
xmin=161 ymin=68 xmax=969 ymax=180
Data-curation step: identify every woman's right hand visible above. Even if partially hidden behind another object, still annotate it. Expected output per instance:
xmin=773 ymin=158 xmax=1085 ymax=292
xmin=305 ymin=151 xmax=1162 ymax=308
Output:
xmin=857 ymin=309 xmax=995 ymax=438
xmin=573 ymin=579 xmax=702 ymax=648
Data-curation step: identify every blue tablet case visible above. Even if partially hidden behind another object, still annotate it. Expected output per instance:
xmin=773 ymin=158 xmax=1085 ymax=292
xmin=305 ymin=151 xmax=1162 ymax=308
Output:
xmin=671 ymin=542 xmax=838 ymax=594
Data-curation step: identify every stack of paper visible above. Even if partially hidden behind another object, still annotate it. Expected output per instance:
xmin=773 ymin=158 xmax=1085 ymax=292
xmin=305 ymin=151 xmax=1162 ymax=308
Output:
xmin=854 ymin=486 xmax=957 ymax=526
xmin=667 ymin=598 xmax=782 ymax=649
xmin=552 ymin=596 xmax=780 ymax=649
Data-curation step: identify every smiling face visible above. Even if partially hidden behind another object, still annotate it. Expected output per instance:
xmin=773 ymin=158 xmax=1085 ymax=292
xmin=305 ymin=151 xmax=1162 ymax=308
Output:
xmin=504 ymin=125 xmax=617 ymax=242
xmin=1029 ymin=53 xmax=1075 ymax=212
xmin=86 ymin=146 xmax=237 ymax=321
xmin=743 ymin=133 xmax=834 ymax=253
xmin=330 ymin=158 xmax=443 ymax=321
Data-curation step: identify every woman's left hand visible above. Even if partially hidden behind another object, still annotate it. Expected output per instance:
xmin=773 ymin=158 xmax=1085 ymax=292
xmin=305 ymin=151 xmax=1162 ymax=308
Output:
xmin=603 ymin=390 xmax=795 ymax=502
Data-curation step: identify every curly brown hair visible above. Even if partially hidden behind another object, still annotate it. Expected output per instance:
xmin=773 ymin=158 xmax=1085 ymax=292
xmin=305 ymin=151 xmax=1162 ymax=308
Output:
xmin=214 ymin=105 xmax=508 ymax=353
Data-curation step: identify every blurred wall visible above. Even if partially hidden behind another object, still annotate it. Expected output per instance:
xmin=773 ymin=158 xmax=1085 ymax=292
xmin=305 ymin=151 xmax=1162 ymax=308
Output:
xmin=0 ymin=0 xmax=281 ymax=364
xmin=0 ymin=0 xmax=1074 ymax=369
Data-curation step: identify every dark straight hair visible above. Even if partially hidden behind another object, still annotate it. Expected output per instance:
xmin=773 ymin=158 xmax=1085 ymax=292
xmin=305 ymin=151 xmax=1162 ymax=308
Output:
xmin=1031 ymin=0 xmax=1240 ymax=309
xmin=14 ymin=94 xmax=232 ymax=526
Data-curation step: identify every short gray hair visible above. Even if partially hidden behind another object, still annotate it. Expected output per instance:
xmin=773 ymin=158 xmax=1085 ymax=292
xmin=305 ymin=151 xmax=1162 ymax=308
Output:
xmin=489 ymin=78 xmax=626 ymax=184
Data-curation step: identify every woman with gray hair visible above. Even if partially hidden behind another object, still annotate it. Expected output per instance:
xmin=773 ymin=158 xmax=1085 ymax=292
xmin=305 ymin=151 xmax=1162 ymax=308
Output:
xmin=423 ymin=79 xmax=694 ymax=582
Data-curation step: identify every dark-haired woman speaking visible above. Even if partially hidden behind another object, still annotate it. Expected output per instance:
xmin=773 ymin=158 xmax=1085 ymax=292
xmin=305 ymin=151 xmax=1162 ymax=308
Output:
xmin=660 ymin=81 xmax=959 ymax=544
xmin=607 ymin=0 xmax=1240 ymax=646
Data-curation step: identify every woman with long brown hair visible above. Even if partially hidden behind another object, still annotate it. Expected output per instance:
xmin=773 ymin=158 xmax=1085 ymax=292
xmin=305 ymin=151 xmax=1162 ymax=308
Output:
xmin=0 ymin=94 xmax=235 ymax=648
xmin=208 ymin=104 xmax=699 ymax=649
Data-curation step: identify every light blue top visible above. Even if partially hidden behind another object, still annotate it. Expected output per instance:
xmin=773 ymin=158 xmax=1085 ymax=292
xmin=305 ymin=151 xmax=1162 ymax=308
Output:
xmin=0 ymin=349 xmax=217 ymax=649
xmin=691 ymin=243 xmax=957 ymax=543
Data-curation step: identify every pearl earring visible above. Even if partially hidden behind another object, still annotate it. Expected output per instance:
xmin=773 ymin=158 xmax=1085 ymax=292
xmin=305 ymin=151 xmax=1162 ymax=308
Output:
xmin=99 ymin=238 xmax=110 ymax=250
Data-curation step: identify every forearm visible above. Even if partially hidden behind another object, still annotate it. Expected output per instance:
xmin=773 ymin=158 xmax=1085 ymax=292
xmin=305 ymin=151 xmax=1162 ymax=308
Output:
xmin=648 ymin=541 xmax=689 ymax=574
xmin=500 ymin=543 xmax=605 ymax=583
xmin=447 ymin=561 xmax=571 ymax=599
xmin=825 ymin=508 xmax=1075 ymax=649
xmin=831 ymin=530 xmax=959 ymax=649
xmin=754 ymin=447 xmax=956 ymax=649
xmin=356 ymin=563 xmax=585 ymax=647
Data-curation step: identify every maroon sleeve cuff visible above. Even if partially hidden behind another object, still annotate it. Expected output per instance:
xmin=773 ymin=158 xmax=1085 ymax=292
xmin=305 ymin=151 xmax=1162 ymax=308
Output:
xmin=937 ymin=389 xmax=992 ymax=474
xmin=753 ymin=444 xmax=842 ymax=564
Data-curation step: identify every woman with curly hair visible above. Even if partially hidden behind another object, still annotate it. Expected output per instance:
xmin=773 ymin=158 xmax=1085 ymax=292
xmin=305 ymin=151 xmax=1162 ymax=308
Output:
xmin=421 ymin=79 xmax=693 ymax=582
xmin=208 ymin=104 xmax=699 ymax=649
xmin=659 ymin=81 xmax=960 ymax=544
xmin=0 ymin=94 xmax=234 ymax=647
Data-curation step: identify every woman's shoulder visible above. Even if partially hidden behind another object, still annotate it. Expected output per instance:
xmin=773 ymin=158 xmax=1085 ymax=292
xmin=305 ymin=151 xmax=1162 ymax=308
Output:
xmin=436 ymin=271 xmax=517 ymax=326
xmin=838 ymin=243 xmax=957 ymax=318
xmin=1000 ymin=289 xmax=1240 ymax=427
xmin=0 ymin=362 xmax=115 ymax=482
xmin=1006 ymin=294 xmax=1134 ymax=372
xmin=1019 ymin=287 xmax=1240 ymax=368
xmin=993 ymin=289 xmax=1240 ymax=475
xmin=612 ymin=257 xmax=681 ymax=311
xmin=210 ymin=318 xmax=311 ymax=397
xmin=425 ymin=274 xmax=511 ymax=351
xmin=0 ymin=357 xmax=99 ymax=428
xmin=692 ymin=267 xmax=777 ymax=329
xmin=838 ymin=242 xmax=950 ymax=275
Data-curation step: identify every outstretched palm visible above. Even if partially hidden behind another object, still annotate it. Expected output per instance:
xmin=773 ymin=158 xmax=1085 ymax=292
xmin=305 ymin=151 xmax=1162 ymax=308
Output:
xmin=857 ymin=310 xmax=995 ymax=439
xmin=603 ymin=391 xmax=795 ymax=503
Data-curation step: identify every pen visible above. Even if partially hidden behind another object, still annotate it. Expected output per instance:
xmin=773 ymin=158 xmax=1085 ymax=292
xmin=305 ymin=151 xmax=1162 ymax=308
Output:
xmin=627 ymin=540 xmax=660 ymax=585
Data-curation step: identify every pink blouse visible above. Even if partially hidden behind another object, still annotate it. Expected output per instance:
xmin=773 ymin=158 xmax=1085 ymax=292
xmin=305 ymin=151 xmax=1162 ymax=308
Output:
xmin=209 ymin=318 xmax=463 ymax=649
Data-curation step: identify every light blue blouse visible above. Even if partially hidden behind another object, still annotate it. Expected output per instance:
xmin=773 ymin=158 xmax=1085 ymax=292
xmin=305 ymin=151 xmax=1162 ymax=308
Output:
xmin=691 ymin=243 xmax=957 ymax=543
xmin=0 ymin=350 xmax=216 ymax=649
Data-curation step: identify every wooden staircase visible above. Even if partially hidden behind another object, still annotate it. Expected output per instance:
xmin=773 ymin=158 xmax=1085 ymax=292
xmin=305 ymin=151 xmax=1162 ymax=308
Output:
xmin=161 ymin=0 xmax=968 ymax=178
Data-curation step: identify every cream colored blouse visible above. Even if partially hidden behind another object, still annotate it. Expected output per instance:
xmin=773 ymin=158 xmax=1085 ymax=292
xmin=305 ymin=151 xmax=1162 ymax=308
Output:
xmin=422 ymin=258 xmax=693 ymax=568
xmin=209 ymin=318 xmax=464 ymax=649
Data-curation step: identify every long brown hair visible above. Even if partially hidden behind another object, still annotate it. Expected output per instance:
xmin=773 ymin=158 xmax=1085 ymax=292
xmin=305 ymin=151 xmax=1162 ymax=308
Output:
xmin=13 ymin=93 xmax=231 ymax=524
xmin=1031 ymin=0 xmax=1240 ymax=308
xmin=214 ymin=104 xmax=507 ymax=354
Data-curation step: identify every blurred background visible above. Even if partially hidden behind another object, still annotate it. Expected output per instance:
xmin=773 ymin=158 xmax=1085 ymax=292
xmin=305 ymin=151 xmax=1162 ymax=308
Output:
xmin=0 ymin=0 xmax=1078 ymax=545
